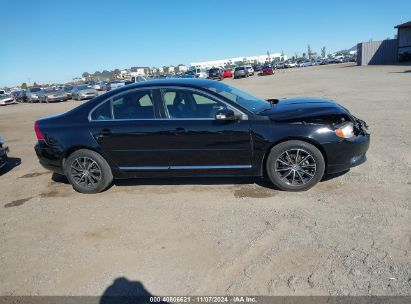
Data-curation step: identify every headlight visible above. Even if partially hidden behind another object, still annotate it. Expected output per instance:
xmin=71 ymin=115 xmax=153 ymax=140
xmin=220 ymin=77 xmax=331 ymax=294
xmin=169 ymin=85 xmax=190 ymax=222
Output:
xmin=335 ymin=122 xmax=355 ymax=139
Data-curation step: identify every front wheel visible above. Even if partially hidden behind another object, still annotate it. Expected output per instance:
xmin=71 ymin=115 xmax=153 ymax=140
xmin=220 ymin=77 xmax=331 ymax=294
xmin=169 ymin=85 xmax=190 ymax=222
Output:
xmin=64 ymin=149 xmax=113 ymax=193
xmin=266 ymin=140 xmax=325 ymax=191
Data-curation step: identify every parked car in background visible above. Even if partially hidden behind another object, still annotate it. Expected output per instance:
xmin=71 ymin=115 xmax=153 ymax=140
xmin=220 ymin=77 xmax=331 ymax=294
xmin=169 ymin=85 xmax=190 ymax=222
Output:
xmin=260 ymin=65 xmax=274 ymax=76
xmin=285 ymin=61 xmax=297 ymax=68
xmin=106 ymin=80 xmax=126 ymax=91
xmin=180 ymin=70 xmax=197 ymax=78
xmin=0 ymin=134 xmax=9 ymax=170
xmin=63 ymin=85 xmax=74 ymax=98
xmin=33 ymin=79 xmax=370 ymax=194
xmin=38 ymin=88 xmax=69 ymax=103
xmin=275 ymin=62 xmax=286 ymax=69
xmin=253 ymin=65 xmax=262 ymax=72
xmin=16 ymin=90 xmax=27 ymax=102
xmin=208 ymin=68 xmax=223 ymax=80
xmin=0 ymin=94 xmax=16 ymax=106
xmin=125 ymin=76 xmax=148 ymax=85
xmin=71 ymin=85 xmax=98 ymax=100
xmin=222 ymin=68 xmax=233 ymax=78
xmin=245 ymin=66 xmax=254 ymax=76
xmin=26 ymin=87 xmax=42 ymax=103
xmin=297 ymin=61 xmax=312 ymax=67
xmin=99 ymin=82 xmax=107 ymax=91
xmin=195 ymin=68 xmax=208 ymax=79
xmin=233 ymin=66 xmax=248 ymax=79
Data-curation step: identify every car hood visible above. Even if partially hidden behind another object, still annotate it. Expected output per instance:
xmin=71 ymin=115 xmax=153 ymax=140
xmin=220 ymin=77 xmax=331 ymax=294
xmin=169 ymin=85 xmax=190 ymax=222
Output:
xmin=260 ymin=97 xmax=351 ymax=122
xmin=78 ymin=89 xmax=97 ymax=94
xmin=45 ymin=91 xmax=65 ymax=96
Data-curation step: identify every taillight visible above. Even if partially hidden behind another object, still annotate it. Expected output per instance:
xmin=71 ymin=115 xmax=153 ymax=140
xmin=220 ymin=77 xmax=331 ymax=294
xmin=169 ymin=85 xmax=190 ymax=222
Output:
xmin=34 ymin=121 xmax=45 ymax=141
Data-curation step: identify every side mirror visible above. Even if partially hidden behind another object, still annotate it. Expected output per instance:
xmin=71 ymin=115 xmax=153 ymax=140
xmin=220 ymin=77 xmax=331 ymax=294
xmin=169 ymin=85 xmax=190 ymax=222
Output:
xmin=215 ymin=108 xmax=236 ymax=121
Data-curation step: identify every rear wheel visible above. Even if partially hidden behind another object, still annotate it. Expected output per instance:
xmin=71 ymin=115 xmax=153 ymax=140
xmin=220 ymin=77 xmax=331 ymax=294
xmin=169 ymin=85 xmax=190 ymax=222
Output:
xmin=266 ymin=140 xmax=325 ymax=191
xmin=64 ymin=149 xmax=113 ymax=193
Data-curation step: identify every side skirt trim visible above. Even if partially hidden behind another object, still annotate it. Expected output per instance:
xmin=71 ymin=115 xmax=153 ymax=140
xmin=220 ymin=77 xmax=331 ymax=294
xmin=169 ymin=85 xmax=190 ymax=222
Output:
xmin=118 ymin=165 xmax=252 ymax=171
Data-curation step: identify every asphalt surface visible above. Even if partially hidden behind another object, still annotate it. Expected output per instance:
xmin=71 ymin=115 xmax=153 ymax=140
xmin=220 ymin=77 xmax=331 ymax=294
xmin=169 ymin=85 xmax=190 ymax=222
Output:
xmin=0 ymin=63 xmax=410 ymax=296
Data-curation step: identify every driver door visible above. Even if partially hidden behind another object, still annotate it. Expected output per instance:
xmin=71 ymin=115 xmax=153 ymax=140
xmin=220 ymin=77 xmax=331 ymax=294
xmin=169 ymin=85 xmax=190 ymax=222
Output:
xmin=158 ymin=87 xmax=252 ymax=170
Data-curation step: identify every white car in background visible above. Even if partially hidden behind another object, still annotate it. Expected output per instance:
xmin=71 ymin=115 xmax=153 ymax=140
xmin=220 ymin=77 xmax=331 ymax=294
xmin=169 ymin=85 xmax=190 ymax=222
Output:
xmin=0 ymin=94 xmax=16 ymax=106
xmin=245 ymin=65 xmax=254 ymax=76
xmin=195 ymin=68 xmax=208 ymax=79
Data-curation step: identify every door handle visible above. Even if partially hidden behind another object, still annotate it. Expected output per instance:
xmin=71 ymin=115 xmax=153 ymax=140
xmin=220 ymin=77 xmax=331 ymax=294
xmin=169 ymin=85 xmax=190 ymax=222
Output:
xmin=99 ymin=128 xmax=112 ymax=136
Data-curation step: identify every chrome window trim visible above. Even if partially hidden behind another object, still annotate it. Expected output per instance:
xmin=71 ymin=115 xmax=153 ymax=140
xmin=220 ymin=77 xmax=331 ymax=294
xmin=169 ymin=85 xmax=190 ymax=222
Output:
xmin=160 ymin=86 xmax=248 ymax=120
xmin=88 ymin=86 xmax=248 ymax=122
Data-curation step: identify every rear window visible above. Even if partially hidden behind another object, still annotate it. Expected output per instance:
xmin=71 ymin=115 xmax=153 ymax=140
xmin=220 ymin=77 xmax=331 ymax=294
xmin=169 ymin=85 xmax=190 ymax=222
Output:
xmin=235 ymin=67 xmax=245 ymax=71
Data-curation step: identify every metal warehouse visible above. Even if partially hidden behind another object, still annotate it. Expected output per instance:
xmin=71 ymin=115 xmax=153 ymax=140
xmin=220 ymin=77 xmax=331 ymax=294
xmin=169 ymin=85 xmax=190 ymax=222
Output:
xmin=357 ymin=20 xmax=411 ymax=65
xmin=395 ymin=21 xmax=411 ymax=62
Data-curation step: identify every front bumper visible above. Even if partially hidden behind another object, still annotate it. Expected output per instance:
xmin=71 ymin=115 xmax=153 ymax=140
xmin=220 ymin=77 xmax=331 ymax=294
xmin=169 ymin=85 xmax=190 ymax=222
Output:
xmin=323 ymin=134 xmax=370 ymax=174
xmin=79 ymin=94 xmax=97 ymax=99
xmin=0 ymin=146 xmax=9 ymax=169
xmin=47 ymin=96 xmax=68 ymax=102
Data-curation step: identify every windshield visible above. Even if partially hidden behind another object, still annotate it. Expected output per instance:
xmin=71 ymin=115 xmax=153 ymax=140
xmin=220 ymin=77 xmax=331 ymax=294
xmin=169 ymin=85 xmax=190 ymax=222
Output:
xmin=64 ymin=86 xmax=73 ymax=91
xmin=205 ymin=82 xmax=271 ymax=113
xmin=30 ymin=87 xmax=41 ymax=92
xmin=76 ymin=85 xmax=89 ymax=90
xmin=45 ymin=88 xmax=59 ymax=93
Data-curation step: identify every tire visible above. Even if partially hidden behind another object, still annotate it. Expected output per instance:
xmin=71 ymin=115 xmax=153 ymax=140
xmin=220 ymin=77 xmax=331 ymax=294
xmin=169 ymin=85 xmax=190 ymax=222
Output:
xmin=266 ymin=140 xmax=325 ymax=191
xmin=64 ymin=149 xmax=113 ymax=194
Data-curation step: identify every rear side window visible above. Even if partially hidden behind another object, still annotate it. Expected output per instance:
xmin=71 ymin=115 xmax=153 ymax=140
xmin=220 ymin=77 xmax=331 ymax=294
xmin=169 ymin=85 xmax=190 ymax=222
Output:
xmin=112 ymin=90 xmax=154 ymax=119
xmin=91 ymin=101 xmax=112 ymax=120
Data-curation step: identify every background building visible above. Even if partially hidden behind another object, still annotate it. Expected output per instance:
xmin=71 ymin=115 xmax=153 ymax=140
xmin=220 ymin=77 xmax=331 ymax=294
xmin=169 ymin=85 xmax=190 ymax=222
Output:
xmin=357 ymin=20 xmax=411 ymax=65
xmin=190 ymin=53 xmax=287 ymax=69
xmin=396 ymin=21 xmax=411 ymax=62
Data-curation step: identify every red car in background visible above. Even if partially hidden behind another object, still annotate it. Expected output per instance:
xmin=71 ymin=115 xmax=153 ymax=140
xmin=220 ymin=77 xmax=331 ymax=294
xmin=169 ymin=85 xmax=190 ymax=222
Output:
xmin=222 ymin=68 xmax=233 ymax=78
xmin=260 ymin=65 xmax=274 ymax=76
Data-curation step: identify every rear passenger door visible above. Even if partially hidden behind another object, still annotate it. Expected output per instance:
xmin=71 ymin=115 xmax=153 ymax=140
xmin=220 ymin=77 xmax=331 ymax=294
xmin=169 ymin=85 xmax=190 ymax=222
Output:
xmin=89 ymin=88 xmax=168 ymax=169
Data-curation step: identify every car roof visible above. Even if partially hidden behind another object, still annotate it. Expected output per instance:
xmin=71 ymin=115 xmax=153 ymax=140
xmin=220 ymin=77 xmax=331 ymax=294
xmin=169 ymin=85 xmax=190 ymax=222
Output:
xmin=120 ymin=78 xmax=219 ymax=90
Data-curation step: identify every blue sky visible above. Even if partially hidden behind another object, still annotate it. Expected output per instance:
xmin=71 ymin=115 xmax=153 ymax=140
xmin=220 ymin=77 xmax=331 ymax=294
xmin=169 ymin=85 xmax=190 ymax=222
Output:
xmin=1 ymin=0 xmax=410 ymax=87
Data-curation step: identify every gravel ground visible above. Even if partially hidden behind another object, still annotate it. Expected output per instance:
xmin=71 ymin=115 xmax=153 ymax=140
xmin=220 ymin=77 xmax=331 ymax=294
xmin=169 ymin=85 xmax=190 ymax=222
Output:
xmin=0 ymin=63 xmax=410 ymax=296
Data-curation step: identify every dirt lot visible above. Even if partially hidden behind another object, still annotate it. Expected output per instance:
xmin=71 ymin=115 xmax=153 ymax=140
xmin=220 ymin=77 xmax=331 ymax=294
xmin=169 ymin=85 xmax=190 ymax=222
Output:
xmin=0 ymin=63 xmax=410 ymax=296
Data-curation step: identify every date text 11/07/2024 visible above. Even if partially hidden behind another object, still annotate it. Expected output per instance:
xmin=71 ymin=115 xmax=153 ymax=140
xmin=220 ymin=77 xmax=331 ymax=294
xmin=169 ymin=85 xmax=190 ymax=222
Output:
xmin=149 ymin=296 xmax=257 ymax=303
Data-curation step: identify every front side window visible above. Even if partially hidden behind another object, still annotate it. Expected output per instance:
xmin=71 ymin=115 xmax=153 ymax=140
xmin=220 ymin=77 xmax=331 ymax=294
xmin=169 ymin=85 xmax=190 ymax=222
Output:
xmin=162 ymin=89 xmax=225 ymax=119
xmin=112 ymin=90 xmax=154 ymax=119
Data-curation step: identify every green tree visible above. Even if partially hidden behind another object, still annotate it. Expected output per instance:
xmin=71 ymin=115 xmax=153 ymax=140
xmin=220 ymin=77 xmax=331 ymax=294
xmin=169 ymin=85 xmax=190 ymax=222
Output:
xmin=33 ymin=82 xmax=38 ymax=87
xmin=307 ymin=45 xmax=312 ymax=59
xmin=21 ymin=83 xmax=28 ymax=89
xmin=321 ymin=46 xmax=326 ymax=58
xmin=82 ymin=72 xmax=90 ymax=78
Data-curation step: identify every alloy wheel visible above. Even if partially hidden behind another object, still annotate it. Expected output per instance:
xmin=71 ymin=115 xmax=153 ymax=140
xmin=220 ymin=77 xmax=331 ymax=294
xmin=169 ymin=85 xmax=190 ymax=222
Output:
xmin=274 ymin=148 xmax=317 ymax=186
xmin=70 ymin=157 xmax=102 ymax=188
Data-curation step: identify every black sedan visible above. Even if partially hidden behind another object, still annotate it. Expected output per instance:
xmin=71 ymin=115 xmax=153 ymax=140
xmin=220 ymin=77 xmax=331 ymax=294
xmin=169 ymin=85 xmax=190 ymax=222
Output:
xmin=0 ymin=135 xmax=9 ymax=170
xmin=34 ymin=79 xmax=370 ymax=194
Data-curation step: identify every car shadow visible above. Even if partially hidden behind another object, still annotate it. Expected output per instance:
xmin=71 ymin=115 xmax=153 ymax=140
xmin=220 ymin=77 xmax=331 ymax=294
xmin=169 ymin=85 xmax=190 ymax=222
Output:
xmin=100 ymin=277 xmax=168 ymax=304
xmin=389 ymin=69 xmax=411 ymax=73
xmin=51 ymin=171 xmax=350 ymax=190
xmin=0 ymin=157 xmax=21 ymax=176
xmin=321 ymin=169 xmax=350 ymax=182
xmin=113 ymin=176 xmax=262 ymax=187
